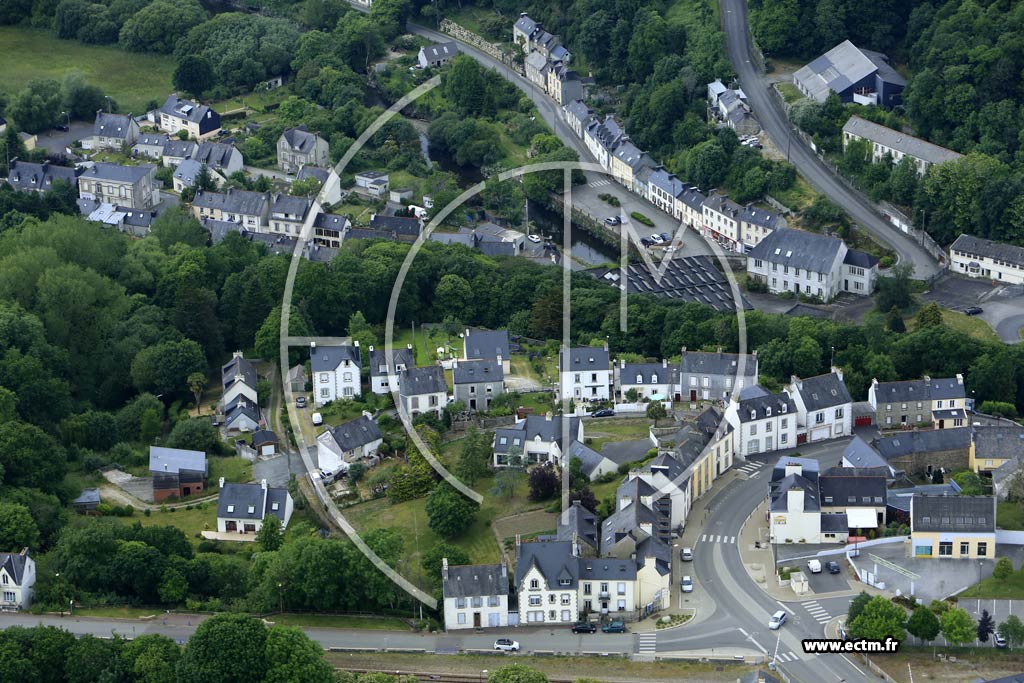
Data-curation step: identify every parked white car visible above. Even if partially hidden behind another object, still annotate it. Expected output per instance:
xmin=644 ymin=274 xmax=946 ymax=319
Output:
xmin=807 ymin=559 xmax=822 ymax=574
xmin=494 ymin=638 xmax=520 ymax=652
xmin=312 ymin=412 xmax=323 ymax=426
xmin=681 ymin=576 xmax=693 ymax=593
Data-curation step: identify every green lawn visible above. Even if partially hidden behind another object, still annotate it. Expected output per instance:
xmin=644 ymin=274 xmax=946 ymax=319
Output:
xmin=73 ymin=606 xmax=163 ymax=619
xmin=110 ymin=504 xmax=216 ymax=543
xmin=209 ymin=457 xmax=254 ymax=487
xmin=998 ymin=501 xmax=1024 ymax=530
xmin=318 ymin=399 xmax=373 ymax=426
xmin=906 ymin=309 xmax=999 ymax=343
xmin=961 ymin=569 xmax=1024 ymax=599
xmin=0 ymin=27 xmax=176 ymax=114
xmin=389 ymin=326 xmax=463 ymax=366
xmin=270 ymin=613 xmax=410 ymax=630
xmin=776 ymin=82 xmax=805 ymax=104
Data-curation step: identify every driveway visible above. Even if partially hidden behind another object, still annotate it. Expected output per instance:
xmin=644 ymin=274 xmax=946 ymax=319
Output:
xmin=922 ymin=274 xmax=1024 ymax=342
xmin=33 ymin=121 xmax=94 ymax=152
xmin=253 ymin=453 xmax=306 ymax=488
xmin=598 ymin=438 xmax=653 ymax=466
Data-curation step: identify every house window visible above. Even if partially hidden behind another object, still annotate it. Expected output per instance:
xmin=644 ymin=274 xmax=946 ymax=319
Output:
xmin=835 ymin=408 xmax=844 ymax=419
xmin=979 ymin=542 xmax=988 ymax=557
xmin=488 ymin=596 xmax=499 ymax=607
xmin=472 ymin=597 xmax=483 ymax=608
xmin=960 ymin=541 xmax=970 ymax=556
xmin=689 ymin=377 xmax=696 ymax=387
xmin=456 ymin=597 xmax=466 ymax=608
xmin=530 ymin=579 xmax=539 ymax=589
xmin=227 ymin=505 xmax=235 ymax=513
xmin=457 ymin=613 xmax=466 ymax=624
xmin=815 ymin=412 xmax=824 ymax=424
xmin=781 ymin=418 xmax=788 ymax=428
xmin=749 ymin=424 xmax=757 ymax=436
xmin=2 ymin=591 xmax=13 ymax=602
xmin=558 ymin=578 xmax=571 ymax=586
xmin=320 ymin=374 xmax=330 ymax=383
xmin=548 ymin=594 xmax=556 ymax=604
xmin=320 ymin=388 xmax=330 ymax=398
xmin=617 ymin=599 xmax=626 ymax=610
xmin=781 ymin=433 xmax=788 ymax=444
xmin=766 ymin=421 xmax=772 ymax=432
xmin=247 ymin=505 xmax=255 ymax=514
xmin=936 ymin=400 xmax=943 ymax=409
xmin=529 ymin=595 xmax=541 ymax=606
xmin=939 ymin=541 xmax=953 ymax=556
xmin=617 ymin=582 xmax=626 ymax=595
xmin=583 ymin=583 xmax=591 ymax=595
xmin=600 ymin=582 xmax=609 ymax=593
xmin=561 ymin=594 xmax=571 ymax=605
xmin=702 ymin=377 xmax=709 ymax=387
xmin=343 ymin=372 xmax=353 ymax=382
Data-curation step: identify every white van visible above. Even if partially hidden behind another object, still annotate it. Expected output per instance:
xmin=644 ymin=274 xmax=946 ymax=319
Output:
xmin=312 ymin=412 xmax=323 ymax=426
xmin=807 ymin=559 xmax=822 ymax=574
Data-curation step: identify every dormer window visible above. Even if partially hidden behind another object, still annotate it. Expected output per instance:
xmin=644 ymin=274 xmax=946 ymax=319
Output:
xmin=766 ymin=407 xmax=772 ymax=417
xmin=636 ymin=374 xmax=643 ymax=383
xmin=247 ymin=505 xmax=256 ymax=514
xmin=227 ymin=505 xmax=235 ymax=513
xmin=750 ymin=410 xmax=756 ymax=420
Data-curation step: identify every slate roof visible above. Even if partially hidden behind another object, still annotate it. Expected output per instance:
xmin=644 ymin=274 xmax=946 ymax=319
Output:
xmin=525 ymin=50 xmax=548 ymax=74
xmin=793 ymin=40 xmax=905 ymax=103
xmin=675 ymin=185 xmax=707 ymax=211
xmin=270 ymin=194 xmax=311 ymax=219
xmin=886 ymin=484 xmax=959 ymax=513
xmin=280 ymin=126 xmax=322 ymax=153
xmin=162 ymin=139 xmax=197 ymax=159
xmin=875 ymin=428 xmax=971 ymax=459
xmin=739 ymin=205 xmax=784 ymax=230
xmin=514 ymin=540 xmax=576 ymax=589
xmin=80 ymin=162 xmax=154 ymax=183
xmin=843 ymin=436 xmax=889 ymax=469
xmin=874 ymin=377 xmax=965 ymax=403
xmin=681 ymin=350 xmax=758 ymax=378
xmin=649 ymin=168 xmax=685 ymax=196
xmin=296 ymin=165 xmax=329 ymax=183
xmin=370 ymin=347 xmax=414 ymax=378
xmin=793 ymin=372 xmax=852 ymax=411
xmin=369 ymin=214 xmax=421 ymax=236
xmin=160 ymin=95 xmax=217 ymax=124
xmin=560 ymin=346 xmax=610 ymax=372
xmin=746 ymin=227 xmax=844 ymax=274
xmin=588 ymin=115 xmax=626 ymax=151
xmin=819 ymin=467 xmax=888 ymax=506
xmin=577 ymin=556 xmax=637 ymax=581
xmin=328 ymin=415 xmax=382 ymax=452
xmin=974 ymin=427 xmax=1024 ymax=460
xmin=770 ymin=473 xmax=820 ymax=512
xmin=464 ymin=329 xmax=510 ymax=361
xmin=820 ymin=513 xmax=849 ymax=532
xmin=5 ymin=160 xmax=80 ymax=192
xmin=72 ymin=488 xmax=101 ymax=506
xmin=453 ymin=359 xmax=503 ymax=385
xmin=225 ymin=395 xmax=260 ymax=426
xmin=222 ymin=354 xmax=257 ymax=389
xmin=430 ymin=229 xmax=475 ymax=247
xmin=94 ymin=112 xmax=134 ymax=140
xmin=421 ymin=41 xmax=459 ymax=62
xmin=564 ymin=99 xmax=592 ymax=124
xmin=310 ymin=344 xmax=360 ymax=373
xmin=612 ymin=141 xmax=652 ymax=171
xmin=557 ymin=500 xmax=600 ymax=550
xmin=951 ymin=234 xmax=1024 ymax=270
xmin=911 ymin=495 xmax=995 ymax=533
xmin=356 ymin=170 xmax=388 ymax=181
xmin=703 ymin=193 xmax=743 ymax=217
xmin=172 ymin=159 xmax=204 ymax=187
xmin=843 ymin=116 xmax=962 ymax=166
xmin=252 ymin=429 xmax=278 ymax=446
xmin=843 ymin=249 xmax=879 ymax=269
xmin=735 ymin=391 xmax=796 ymax=423
xmin=193 ymin=189 xmax=268 ymax=216
xmin=443 ymin=562 xmax=507 ymax=599
xmin=399 ymin=366 xmax=447 ymax=396
xmin=313 ymin=212 xmax=349 ymax=232
xmin=620 ymin=362 xmax=676 ymax=387
xmin=193 ymin=141 xmax=238 ymax=170
xmin=566 ymin=440 xmax=608 ymax=478
xmin=602 ymin=496 xmax=658 ymax=549
xmin=493 ymin=415 xmax=582 ymax=455
xmin=217 ymin=482 xmax=289 ymax=522
xmin=134 ymin=133 xmax=168 ymax=149
xmin=0 ymin=551 xmax=30 ymax=585
xmin=635 ymin=535 xmax=672 ymax=576
xmin=149 ymin=446 xmax=207 ymax=474
xmin=514 ymin=14 xmax=538 ymax=36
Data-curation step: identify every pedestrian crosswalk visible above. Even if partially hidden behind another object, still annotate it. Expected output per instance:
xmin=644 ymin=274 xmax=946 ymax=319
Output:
xmin=698 ymin=534 xmax=736 ymax=544
xmin=588 ymin=178 xmax=612 ymax=188
xmin=734 ymin=461 xmax=763 ymax=475
xmin=636 ymin=633 xmax=657 ymax=654
xmin=774 ymin=651 xmax=800 ymax=662
xmin=801 ymin=600 xmax=833 ymax=624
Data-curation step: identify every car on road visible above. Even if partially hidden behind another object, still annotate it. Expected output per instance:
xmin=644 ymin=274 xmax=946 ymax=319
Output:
xmin=965 ymin=306 xmax=984 ymax=316
xmin=528 ymin=234 xmax=542 ymax=243
xmin=494 ymin=638 xmax=520 ymax=652
xmin=640 ymin=237 xmax=655 ymax=247
xmin=681 ymin=576 xmax=693 ymax=593
xmin=659 ymin=232 xmax=671 ymax=242
xmin=601 ymin=620 xmax=626 ymax=633
xmin=591 ymin=408 xmax=615 ymax=417
xmin=768 ymin=610 xmax=787 ymax=630
xmin=680 ymin=547 xmax=693 ymax=562
xmin=995 ymin=632 xmax=1008 ymax=649
xmin=311 ymin=412 xmax=323 ymax=426
xmin=807 ymin=559 xmax=822 ymax=574
xmin=54 ymin=124 xmax=69 ymax=132
xmin=605 ymin=216 xmax=621 ymax=226
xmin=295 ymin=396 xmax=306 ymax=408
xmin=826 ymin=560 xmax=841 ymax=574
xmin=649 ymin=234 xmax=665 ymax=245
xmin=571 ymin=622 xmax=597 ymax=634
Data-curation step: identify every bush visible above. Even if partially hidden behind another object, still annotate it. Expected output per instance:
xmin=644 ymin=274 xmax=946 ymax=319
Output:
xmin=630 ymin=211 xmax=655 ymax=226
xmin=994 ymin=557 xmax=1014 ymax=579
xmin=745 ymin=276 xmax=768 ymax=293
xmin=598 ymin=193 xmax=621 ymax=207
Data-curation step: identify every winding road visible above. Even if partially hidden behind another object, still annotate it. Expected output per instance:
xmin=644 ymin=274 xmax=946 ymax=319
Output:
xmin=717 ymin=0 xmax=940 ymax=279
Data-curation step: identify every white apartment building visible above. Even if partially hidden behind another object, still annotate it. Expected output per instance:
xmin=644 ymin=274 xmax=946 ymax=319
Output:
xmin=310 ymin=342 xmax=361 ymax=405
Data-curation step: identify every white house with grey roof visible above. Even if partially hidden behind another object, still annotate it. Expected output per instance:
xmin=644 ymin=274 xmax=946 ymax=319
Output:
xmin=222 ymin=351 xmax=258 ymax=406
xmin=701 ymin=193 xmax=745 ymax=251
xmin=223 ymin=395 xmax=260 ymax=432
xmin=216 ymin=479 xmax=293 ymax=536
xmin=442 ymin=558 xmax=510 ymax=629
xmin=368 ymin=345 xmax=413 ymax=395
xmin=191 ymin=189 xmax=270 ymax=232
xmin=132 ymin=132 xmax=169 ymax=160
xmin=674 ymin=185 xmax=707 ymax=227
xmin=584 ymin=115 xmax=626 ymax=172
xmin=316 ymin=414 xmax=382 ymax=474
xmin=84 ymin=111 xmax=139 ymax=150
xmin=646 ymin=168 xmax=685 ymax=217
xmin=418 ymin=41 xmax=459 ymax=69
xmin=399 ymin=366 xmax=448 ymax=418
xmin=786 ymin=369 xmax=853 ymax=442
xmin=792 ymin=40 xmax=906 ymax=108
xmin=950 ymin=234 xmax=1024 ymax=286
xmin=452 ymin=359 xmax=504 ymax=411
xmin=310 ymin=342 xmax=361 ymax=405
xmin=78 ymin=163 xmax=159 ymax=209
xmin=768 ymin=458 xmax=823 ymax=543
xmin=560 ymin=345 xmax=611 ymax=403
xmin=172 ymin=159 xmax=225 ymax=192
xmin=0 ymin=548 xmax=35 ymax=610
xmin=156 ymin=95 xmax=221 ymax=139
xmin=493 ymin=414 xmax=583 ymax=467
xmin=842 ymin=116 xmax=961 ymax=176
xmin=679 ymin=348 xmax=758 ymax=403
xmin=268 ymin=194 xmax=312 ymax=236
xmin=463 ymin=328 xmax=511 ymax=373
xmin=616 ymin=359 xmax=677 ymax=402
xmin=724 ymin=386 xmax=797 ymax=457
xmin=746 ymin=227 xmax=877 ymax=301
xmin=563 ymin=100 xmax=593 ymax=139
xmin=277 ymin=126 xmax=329 ymax=173
xmin=161 ymin=139 xmax=197 ymax=167
xmin=193 ymin=141 xmax=243 ymax=175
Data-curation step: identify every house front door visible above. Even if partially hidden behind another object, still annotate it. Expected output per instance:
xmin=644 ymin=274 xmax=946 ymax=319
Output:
xmin=690 ymin=390 xmax=697 ymax=401
xmin=473 ymin=612 xmax=481 ymax=628
xmin=226 ymin=521 xmax=237 ymax=532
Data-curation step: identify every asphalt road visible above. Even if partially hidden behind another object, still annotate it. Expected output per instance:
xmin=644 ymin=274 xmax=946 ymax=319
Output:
xmin=717 ymin=0 xmax=940 ymax=280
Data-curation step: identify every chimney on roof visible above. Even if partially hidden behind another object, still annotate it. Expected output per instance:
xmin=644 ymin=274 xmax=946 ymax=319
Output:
xmin=956 ymin=373 xmax=964 ymax=385
xmin=923 ymin=375 xmax=931 ymax=383
xmin=441 ymin=557 xmax=449 ymax=581
xmin=501 ymin=561 xmax=507 ymax=579
xmin=310 ymin=341 xmax=317 ymax=350
xmin=662 ymin=359 xmax=667 ymax=369
xmin=620 ymin=359 xmax=626 ymax=370
xmin=361 ymin=410 xmax=372 ymax=419
xmin=219 ymin=477 xmax=225 ymax=488
xmin=497 ymin=354 xmax=502 ymax=366
xmin=164 ymin=463 xmax=168 ymax=471
xmin=354 ymin=340 xmax=359 ymax=348
xmin=368 ymin=345 xmax=374 ymax=352
xmin=407 ymin=343 xmax=413 ymax=351
xmin=832 ymin=366 xmax=843 ymax=382
xmin=260 ymin=479 xmax=267 ymax=490
xmin=515 ymin=533 xmax=521 ymax=548
xmin=545 ymin=412 xmax=553 ymax=421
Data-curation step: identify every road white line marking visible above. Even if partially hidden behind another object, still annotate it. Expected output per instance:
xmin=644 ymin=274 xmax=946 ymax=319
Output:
xmin=776 ymin=601 xmax=795 ymax=615
xmin=843 ymin=655 xmax=866 ymax=676
xmin=728 ymin=536 xmax=736 ymax=544
xmin=700 ymin=534 xmax=707 ymax=542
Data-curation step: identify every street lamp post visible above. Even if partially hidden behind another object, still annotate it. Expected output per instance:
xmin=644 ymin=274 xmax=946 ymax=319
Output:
xmin=60 ymin=111 xmax=70 ymax=131
xmin=277 ymin=582 xmax=283 ymax=614
xmin=104 ymin=95 xmax=113 ymax=113
xmin=56 ymin=572 xmax=62 ymax=617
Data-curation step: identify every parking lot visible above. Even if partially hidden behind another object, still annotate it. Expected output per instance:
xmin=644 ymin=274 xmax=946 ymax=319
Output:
xmin=849 ymin=540 xmax=999 ymax=602
xmin=805 ymin=561 xmax=851 ymax=594
xmin=921 ymin=273 xmax=994 ymax=311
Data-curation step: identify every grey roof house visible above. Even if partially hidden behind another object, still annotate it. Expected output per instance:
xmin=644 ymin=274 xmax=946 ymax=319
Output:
xmin=216 ymin=480 xmax=293 ymax=536
xmin=452 ymin=358 xmax=505 ymax=411
xmin=86 ymin=111 xmax=140 ymax=150
xmin=4 ymin=160 xmax=81 ymax=193
xmin=793 ymin=40 xmax=906 ymax=108
xmin=418 ymin=41 xmax=459 ymax=69
xmin=277 ymin=126 xmax=330 ymax=173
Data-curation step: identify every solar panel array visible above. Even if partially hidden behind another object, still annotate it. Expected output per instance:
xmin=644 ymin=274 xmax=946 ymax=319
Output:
xmin=619 ymin=256 xmax=743 ymax=312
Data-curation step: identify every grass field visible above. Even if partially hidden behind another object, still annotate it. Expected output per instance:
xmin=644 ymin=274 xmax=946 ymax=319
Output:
xmin=389 ymin=326 xmax=463 ymax=366
xmin=998 ymin=501 xmax=1024 ymax=530
xmin=906 ymin=309 xmax=1000 ymax=343
xmin=0 ymin=28 xmax=176 ymax=114
xmin=776 ymin=82 xmax=805 ymax=104
xmin=110 ymin=504 xmax=216 ymax=542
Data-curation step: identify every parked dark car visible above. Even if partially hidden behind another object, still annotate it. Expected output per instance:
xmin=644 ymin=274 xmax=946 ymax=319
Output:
xmin=826 ymin=561 xmax=841 ymax=574
xmin=295 ymin=396 xmax=307 ymax=408
xmin=54 ymin=124 xmax=69 ymax=132
xmin=601 ymin=620 xmax=626 ymax=633
xmin=964 ymin=306 xmax=984 ymax=316
xmin=591 ymin=409 xmax=615 ymax=417
xmin=571 ymin=622 xmax=597 ymax=634
xmin=659 ymin=232 xmax=671 ymax=242
xmin=640 ymin=237 xmax=655 ymax=247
